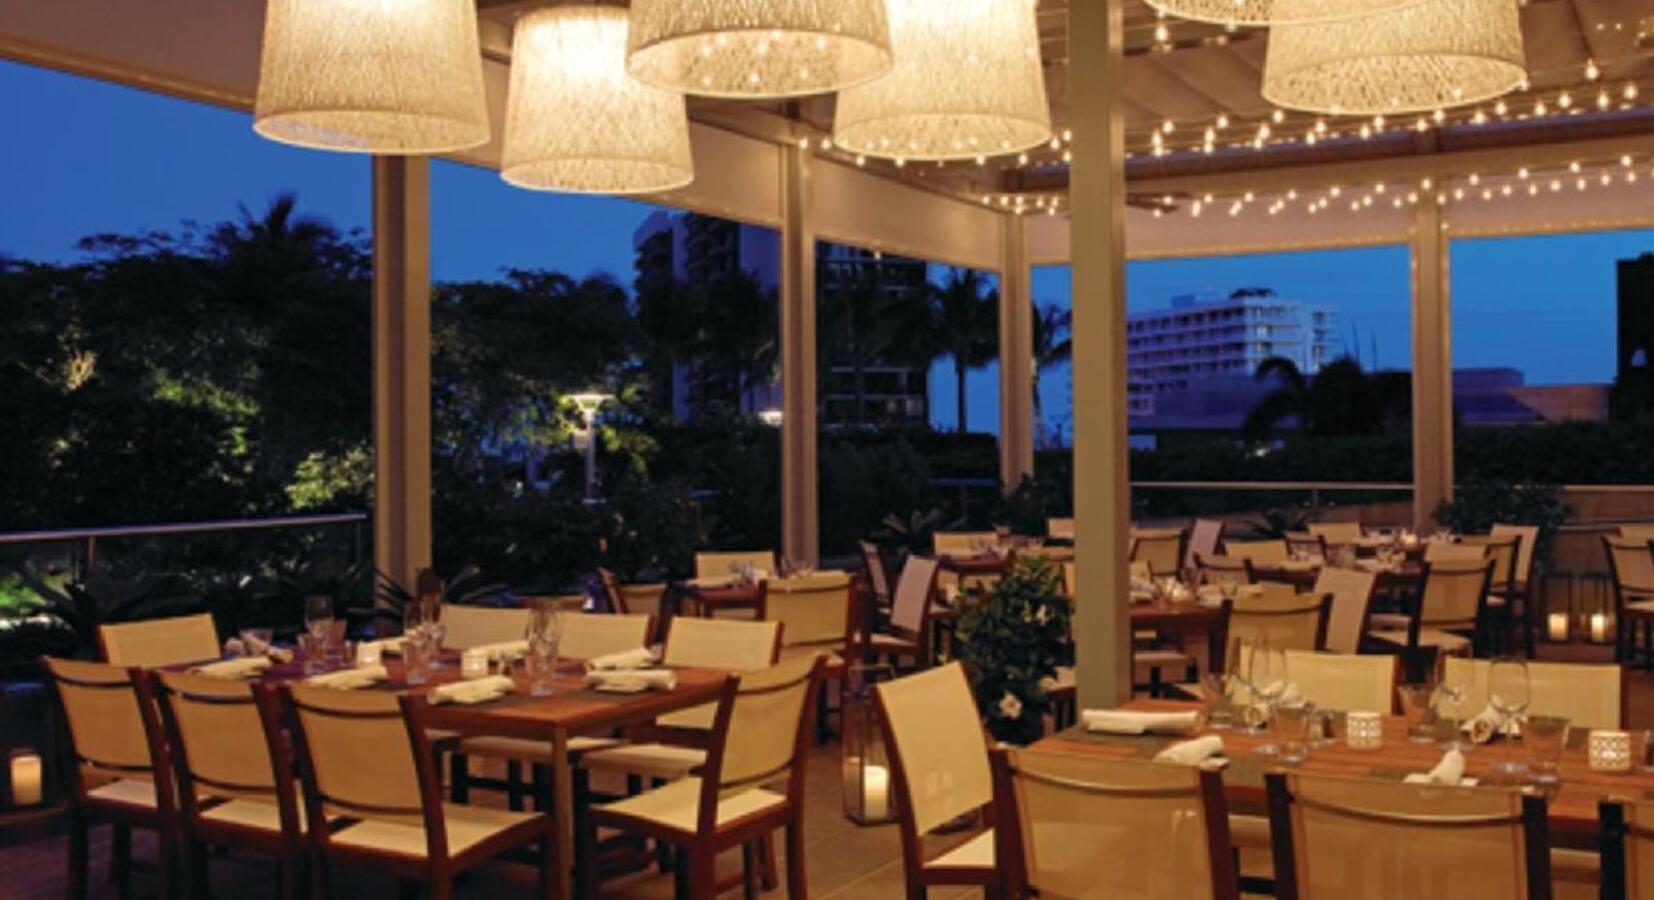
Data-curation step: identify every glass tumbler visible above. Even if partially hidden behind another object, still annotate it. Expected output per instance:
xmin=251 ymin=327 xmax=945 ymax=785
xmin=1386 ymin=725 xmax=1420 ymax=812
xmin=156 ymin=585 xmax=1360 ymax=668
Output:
xmin=1524 ymin=716 xmax=1570 ymax=785
xmin=1397 ymin=684 xmax=1438 ymax=743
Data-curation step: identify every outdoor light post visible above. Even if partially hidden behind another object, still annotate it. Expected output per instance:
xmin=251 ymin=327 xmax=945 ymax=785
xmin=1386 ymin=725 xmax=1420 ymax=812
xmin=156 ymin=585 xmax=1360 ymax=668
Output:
xmin=569 ymin=392 xmax=612 ymax=502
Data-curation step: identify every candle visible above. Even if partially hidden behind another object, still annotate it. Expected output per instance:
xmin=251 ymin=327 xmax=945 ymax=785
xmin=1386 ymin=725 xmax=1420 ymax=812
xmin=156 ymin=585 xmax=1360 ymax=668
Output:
xmin=862 ymin=764 xmax=890 ymax=820
xmin=357 ymin=642 xmax=383 ymax=667
xmin=1345 ymin=712 xmax=1383 ymax=750
xmin=1590 ymin=730 xmax=1633 ymax=772
xmin=1547 ymin=613 xmax=1569 ymax=642
xmin=1591 ymin=613 xmax=1609 ymax=643
xmin=10 ymin=753 xmax=42 ymax=807
xmin=460 ymin=650 xmax=489 ymax=680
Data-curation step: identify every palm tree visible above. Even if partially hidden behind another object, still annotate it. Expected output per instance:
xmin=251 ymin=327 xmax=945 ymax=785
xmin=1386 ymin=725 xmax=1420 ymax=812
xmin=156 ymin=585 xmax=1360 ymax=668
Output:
xmin=1242 ymin=354 xmax=1409 ymax=442
xmin=930 ymin=268 xmax=998 ymax=434
xmin=1242 ymin=356 xmax=1315 ymax=442
xmin=1031 ymin=302 xmax=1071 ymax=428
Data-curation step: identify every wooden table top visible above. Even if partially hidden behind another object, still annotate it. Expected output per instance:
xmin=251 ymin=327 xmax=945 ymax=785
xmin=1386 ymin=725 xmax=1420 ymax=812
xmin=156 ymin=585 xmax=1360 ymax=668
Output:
xmin=1035 ymin=698 xmax=1654 ymax=847
xmin=1251 ymin=561 xmax=1422 ymax=590
xmin=673 ymin=580 xmax=762 ymax=609
xmin=1130 ymin=601 xmax=1227 ymax=626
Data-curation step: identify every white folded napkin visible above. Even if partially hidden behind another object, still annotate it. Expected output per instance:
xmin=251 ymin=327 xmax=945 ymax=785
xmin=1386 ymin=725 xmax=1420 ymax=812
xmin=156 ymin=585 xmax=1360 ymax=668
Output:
xmin=192 ymin=656 xmax=273 ymax=680
xmin=1404 ymin=749 xmax=1472 ymax=785
xmin=1155 ymin=735 xmax=1226 ymax=766
xmin=1082 ymin=709 xmax=1202 ymax=735
xmin=469 ymin=640 xmax=529 ymax=662
xmin=305 ymin=665 xmax=387 ymax=690
xmin=358 ymin=637 xmax=405 ymax=657
xmin=1462 ymin=705 xmax=1518 ymax=744
xmin=428 ymin=675 xmax=516 ymax=706
xmin=585 ymin=670 xmax=679 ymax=692
xmin=585 ymin=647 xmax=658 ymax=672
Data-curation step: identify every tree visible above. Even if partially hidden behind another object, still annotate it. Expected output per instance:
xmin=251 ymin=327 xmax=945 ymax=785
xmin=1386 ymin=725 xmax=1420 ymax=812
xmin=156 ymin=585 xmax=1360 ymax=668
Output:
xmin=1031 ymin=302 xmax=1071 ymax=428
xmin=930 ymin=268 xmax=998 ymax=434
xmin=817 ymin=252 xmax=934 ymax=427
xmin=1242 ymin=354 xmax=1411 ymax=442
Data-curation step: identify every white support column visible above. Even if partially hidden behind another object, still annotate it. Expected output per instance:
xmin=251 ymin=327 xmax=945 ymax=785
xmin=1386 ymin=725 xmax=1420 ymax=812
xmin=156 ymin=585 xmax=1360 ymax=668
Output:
xmin=1069 ymin=0 xmax=1133 ymax=707
xmin=372 ymin=156 xmax=433 ymax=593
xmin=1410 ymin=196 xmax=1454 ymax=530
xmin=998 ymin=213 xmax=1035 ymax=492
xmin=780 ymin=145 xmax=820 ymax=565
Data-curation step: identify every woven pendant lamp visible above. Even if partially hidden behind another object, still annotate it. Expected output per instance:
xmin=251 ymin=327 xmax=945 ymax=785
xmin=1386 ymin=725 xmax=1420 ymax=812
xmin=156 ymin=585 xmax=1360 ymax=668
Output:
xmin=253 ymin=0 xmax=490 ymax=154
xmin=502 ymin=7 xmax=694 ymax=195
xmin=1263 ymin=0 xmax=1526 ymax=115
xmin=627 ymin=0 xmax=893 ymax=99
xmin=1144 ymin=0 xmax=1424 ymax=29
xmin=833 ymin=0 xmax=1051 ymax=162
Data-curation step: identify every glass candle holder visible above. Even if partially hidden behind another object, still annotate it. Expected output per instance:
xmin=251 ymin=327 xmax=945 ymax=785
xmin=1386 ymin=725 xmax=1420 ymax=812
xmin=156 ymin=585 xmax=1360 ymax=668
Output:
xmin=1345 ymin=711 xmax=1384 ymax=750
xmin=356 ymin=642 xmax=383 ymax=667
xmin=842 ymin=663 xmax=898 ymax=825
xmin=460 ymin=650 xmax=489 ymax=680
xmin=1589 ymin=730 xmax=1633 ymax=772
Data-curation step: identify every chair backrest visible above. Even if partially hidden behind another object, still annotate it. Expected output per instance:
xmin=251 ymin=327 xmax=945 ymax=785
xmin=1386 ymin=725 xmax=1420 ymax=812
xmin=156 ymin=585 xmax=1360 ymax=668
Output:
xmin=1197 ymin=554 xmax=1255 ymax=587
xmin=1307 ymin=522 xmax=1364 ymax=545
xmin=98 ymin=612 xmax=220 ymax=667
xmin=933 ymin=532 xmax=997 ymax=557
xmin=284 ymin=685 xmax=433 ymax=832
xmin=1229 ymin=591 xmax=1330 ymax=652
xmin=43 ymin=657 xmax=158 ymax=790
xmin=662 ymin=616 xmax=781 ymax=670
xmin=1283 ymin=651 xmax=1396 ymax=713
xmin=1604 ymin=535 xmax=1654 ymax=596
xmin=1185 ymin=518 xmax=1225 ymax=572
xmin=697 ymin=655 xmax=823 ymax=831
xmin=1268 ymin=771 xmax=1549 ymax=900
xmin=1620 ymin=524 xmax=1654 ymax=542
xmin=889 ymin=555 xmax=942 ymax=637
xmin=558 ymin=611 xmax=653 ymax=660
xmin=596 ymin=567 xmax=625 ymax=612
xmin=1284 ymin=532 xmax=1327 ymax=559
xmin=761 ymin=572 xmax=854 ymax=649
xmin=1424 ymin=541 xmax=1486 ymax=564
xmin=1130 ymin=559 xmax=1152 ymax=582
xmin=609 ymin=579 xmax=667 ymax=622
xmin=1490 ymin=523 xmax=1540 ymax=589
xmin=439 ymin=604 xmax=529 ymax=651
xmin=1443 ymin=657 xmax=1624 ymax=729
xmin=1062 ymin=561 xmax=1077 ymax=600
xmin=859 ymin=541 xmax=892 ymax=602
xmin=992 ymin=747 xmax=1238 ymax=900
xmin=1047 ymin=517 xmax=1076 ymax=541
xmin=876 ymin=663 xmax=993 ymax=840
xmin=1224 ymin=539 xmax=1289 ymax=565
xmin=1312 ymin=567 xmax=1379 ymax=655
xmin=1602 ymin=798 xmax=1654 ymax=900
xmin=1461 ymin=534 xmax=1520 ymax=593
xmin=695 ymin=550 xmax=777 ymax=580
xmin=1417 ymin=559 xmax=1493 ymax=628
xmin=1129 ymin=528 xmax=1185 ymax=577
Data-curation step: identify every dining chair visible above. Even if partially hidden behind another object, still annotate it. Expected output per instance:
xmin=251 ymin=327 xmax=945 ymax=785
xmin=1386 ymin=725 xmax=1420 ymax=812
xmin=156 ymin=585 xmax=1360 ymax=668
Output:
xmin=1599 ymin=798 xmax=1654 ymax=900
xmin=1424 ymin=541 xmax=1487 ymax=564
xmin=1281 ymin=651 xmax=1397 ymax=713
xmin=1604 ymin=535 xmax=1654 ymax=668
xmin=875 ymin=662 xmax=996 ymax=900
xmin=1045 ymin=517 xmax=1075 ymax=541
xmin=1307 ymin=522 xmax=1364 ymax=545
xmin=1184 ymin=518 xmax=1226 ymax=574
xmin=859 ymin=540 xmax=893 ymax=611
xmin=1129 ymin=528 xmax=1186 ymax=577
xmin=1223 ymin=539 xmax=1290 ymax=565
xmin=281 ymin=683 xmax=552 ymax=900
xmin=583 ymin=654 xmax=824 ymax=900
xmin=598 ymin=569 xmax=669 ymax=640
xmin=1266 ymin=771 xmax=1551 ymax=900
xmin=694 ymin=550 xmax=777 ymax=580
xmin=1196 ymin=553 xmax=1257 ymax=587
xmin=860 ymin=555 xmax=943 ymax=670
xmin=43 ymin=657 xmax=177 ymax=900
xmin=1062 ymin=561 xmax=1077 ymax=600
xmin=1491 ymin=523 xmax=1542 ymax=655
xmin=1313 ymin=567 xmax=1379 ymax=654
xmin=1367 ymin=558 xmax=1495 ymax=672
xmin=990 ymin=747 xmax=1239 ymax=900
xmin=1442 ymin=657 xmax=1626 ymax=729
xmin=1463 ymin=533 xmax=1527 ymax=654
xmin=761 ymin=571 xmax=856 ymax=663
xmin=932 ymin=531 xmax=997 ymax=556
xmin=98 ymin=612 xmax=220 ymax=667
xmin=143 ymin=670 xmax=307 ymax=900
xmin=1228 ymin=590 xmax=1331 ymax=653
xmin=1284 ymin=531 xmax=1328 ymax=560
xmin=438 ymin=604 xmax=530 ymax=651
xmin=1620 ymin=524 xmax=1654 ymax=542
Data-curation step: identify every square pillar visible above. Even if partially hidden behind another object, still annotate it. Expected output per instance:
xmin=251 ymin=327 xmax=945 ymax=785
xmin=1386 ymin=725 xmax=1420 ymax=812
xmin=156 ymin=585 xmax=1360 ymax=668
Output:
xmin=1069 ymin=0 xmax=1133 ymax=707
xmin=372 ymin=156 xmax=433 ymax=593
xmin=998 ymin=213 xmax=1036 ymax=492
xmin=780 ymin=145 xmax=820 ymax=565
xmin=1410 ymin=196 xmax=1453 ymax=530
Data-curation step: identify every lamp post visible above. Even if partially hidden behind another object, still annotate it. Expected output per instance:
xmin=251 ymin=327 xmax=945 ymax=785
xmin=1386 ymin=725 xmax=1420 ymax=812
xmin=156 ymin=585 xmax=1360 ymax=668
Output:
xmin=568 ymin=392 xmax=613 ymax=502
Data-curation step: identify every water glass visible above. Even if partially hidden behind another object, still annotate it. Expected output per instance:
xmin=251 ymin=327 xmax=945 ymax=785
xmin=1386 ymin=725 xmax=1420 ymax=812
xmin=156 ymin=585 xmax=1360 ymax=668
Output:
xmin=1275 ymin=703 xmax=1313 ymax=764
xmin=1488 ymin=657 xmax=1531 ymax=776
xmin=304 ymin=595 xmax=335 ymax=641
xmin=298 ymin=633 xmax=325 ymax=676
xmin=1199 ymin=672 xmax=1237 ymax=730
xmin=525 ymin=648 xmax=557 ymax=697
xmin=1397 ymin=683 xmax=1438 ymax=743
xmin=1524 ymin=715 xmax=1570 ymax=784
xmin=403 ymin=631 xmax=436 ymax=686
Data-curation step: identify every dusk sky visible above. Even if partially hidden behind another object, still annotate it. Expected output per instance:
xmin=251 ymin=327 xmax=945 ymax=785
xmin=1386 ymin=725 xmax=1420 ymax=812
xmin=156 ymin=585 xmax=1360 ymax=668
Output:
xmin=5 ymin=59 xmax=1650 ymax=438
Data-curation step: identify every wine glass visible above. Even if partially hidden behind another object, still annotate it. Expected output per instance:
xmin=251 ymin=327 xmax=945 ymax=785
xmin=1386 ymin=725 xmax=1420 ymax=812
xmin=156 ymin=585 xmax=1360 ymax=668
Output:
xmin=422 ymin=596 xmax=446 ymax=664
xmin=1249 ymin=641 xmax=1289 ymax=756
xmin=1488 ymin=657 xmax=1531 ymax=776
xmin=304 ymin=595 xmax=334 ymax=641
xmin=1434 ymin=654 xmax=1473 ymax=753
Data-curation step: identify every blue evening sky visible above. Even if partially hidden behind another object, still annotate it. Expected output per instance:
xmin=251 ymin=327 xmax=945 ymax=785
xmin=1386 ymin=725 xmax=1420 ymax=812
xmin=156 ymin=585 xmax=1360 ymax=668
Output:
xmin=4 ymin=59 xmax=1649 ymax=440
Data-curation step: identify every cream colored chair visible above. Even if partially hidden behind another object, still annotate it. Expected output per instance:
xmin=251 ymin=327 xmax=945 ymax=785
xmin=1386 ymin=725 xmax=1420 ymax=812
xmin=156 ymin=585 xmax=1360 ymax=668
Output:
xmin=437 ymin=604 xmax=529 ymax=651
xmin=1266 ymin=771 xmax=1551 ymax=900
xmin=1605 ymin=535 xmax=1654 ymax=667
xmin=990 ymin=748 xmax=1240 ymax=900
xmin=876 ymin=663 xmax=996 ymax=899
xmin=1284 ymin=531 xmax=1328 ymax=560
xmin=1600 ymin=798 xmax=1654 ymax=900
xmin=145 ymin=671 xmax=305 ymax=900
xmin=1313 ymin=567 xmax=1379 ymax=654
xmin=1443 ymin=657 xmax=1625 ymax=730
xmin=1047 ymin=517 xmax=1076 ymax=541
xmin=584 ymin=655 xmax=824 ymax=900
xmin=1424 ymin=541 xmax=1486 ymax=564
xmin=1307 ymin=522 xmax=1364 ymax=545
xmin=761 ymin=571 xmax=854 ymax=663
xmin=1130 ymin=528 xmax=1186 ymax=577
xmin=98 ymin=612 xmax=220 ymax=667
xmin=694 ymin=550 xmax=776 ymax=580
xmin=1464 ymin=533 xmax=1527 ymax=654
xmin=863 ymin=555 xmax=944 ymax=669
xmin=282 ymin=685 xmax=550 ymax=900
xmin=1491 ymin=523 xmax=1542 ymax=656
xmin=1368 ymin=558 xmax=1494 ymax=661
xmin=1185 ymin=518 xmax=1226 ymax=573
xmin=1229 ymin=591 xmax=1330 ymax=653
xmin=1224 ymin=539 xmax=1290 ymax=565
xmin=557 ymin=611 xmax=654 ymax=661
xmin=860 ymin=541 xmax=893 ymax=609
xmin=933 ymin=531 xmax=997 ymax=557
xmin=44 ymin=657 xmax=175 ymax=900
xmin=1062 ymin=561 xmax=1077 ymax=600
xmin=1284 ymin=651 xmax=1397 ymax=713
xmin=1197 ymin=554 xmax=1256 ymax=587
xmin=598 ymin=569 xmax=667 ymax=641
xmin=1620 ymin=524 xmax=1654 ymax=542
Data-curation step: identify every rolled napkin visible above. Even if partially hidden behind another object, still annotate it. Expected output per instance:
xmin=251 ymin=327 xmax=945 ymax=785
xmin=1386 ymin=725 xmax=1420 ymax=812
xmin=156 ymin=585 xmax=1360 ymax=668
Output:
xmin=585 ymin=670 xmax=679 ymax=692
xmin=1463 ymin=705 xmax=1518 ymax=744
xmin=468 ymin=639 xmax=529 ymax=662
xmin=1081 ymin=709 xmax=1203 ymax=736
xmin=1404 ymin=748 xmax=1470 ymax=785
xmin=1155 ymin=735 xmax=1226 ymax=766
xmin=192 ymin=656 xmax=273 ymax=680
xmin=428 ymin=675 xmax=516 ymax=706
xmin=305 ymin=665 xmax=387 ymax=690
xmin=585 ymin=647 xmax=658 ymax=671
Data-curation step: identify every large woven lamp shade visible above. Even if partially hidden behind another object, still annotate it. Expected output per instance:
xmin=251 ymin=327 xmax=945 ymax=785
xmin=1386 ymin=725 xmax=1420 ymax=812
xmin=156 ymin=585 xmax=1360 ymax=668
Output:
xmin=502 ymin=7 xmax=693 ymax=195
xmin=1144 ymin=0 xmax=1424 ymax=28
xmin=626 ymin=0 xmax=893 ymax=99
xmin=833 ymin=0 xmax=1051 ymax=161
xmin=1263 ymin=0 xmax=1526 ymax=115
xmin=254 ymin=0 xmax=489 ymax=154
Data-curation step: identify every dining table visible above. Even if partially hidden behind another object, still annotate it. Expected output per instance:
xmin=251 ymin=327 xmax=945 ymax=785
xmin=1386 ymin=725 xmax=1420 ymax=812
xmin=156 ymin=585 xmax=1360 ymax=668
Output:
xmin=666 ymin=577 xmax=764 ymax=619
xmin=1131 ymin=600 xmax=1231 ymax=675
xmin=1251 ymin=559 xmax=1423 ymax=592
xmin=1036 ymin=697 xmax=1653 ymax=849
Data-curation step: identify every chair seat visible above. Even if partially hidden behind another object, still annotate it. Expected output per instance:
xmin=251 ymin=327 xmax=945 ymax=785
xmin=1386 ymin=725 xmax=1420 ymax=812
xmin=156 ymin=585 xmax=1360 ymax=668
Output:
xmin=199 ymin=798 xmax=306 ymax=832
xmin=330 ymin=803 xmax=538 ymax=859
xmin=1486 ymin=594 xmax=1507 ymax=608
xmin=1135 ymin=650 xmax=1193 ymax=667
xmin=579 ymin=742 xmax=707 ymax=780
xmin=1368 ymin=628 xmax=1471 ymax=651
xmin=780 ymin=645 xmax=844 ymax=669
xmin=925 ymin=828 xmax=994 ymax=871
xmin=1626 ymin=600 xmax=1654 ymax=616
xmin=458 ymin=734 xmax=622 ymax=765
xmin=88 ymin=778 xmax=155 ymax=810
xmin=594 ymin=776 xmax=784 ymax=836
xmin=866 ymin=633 xmax=920 ymax=654
xmin=1367 ymin=612 xmax=1411 ymax=631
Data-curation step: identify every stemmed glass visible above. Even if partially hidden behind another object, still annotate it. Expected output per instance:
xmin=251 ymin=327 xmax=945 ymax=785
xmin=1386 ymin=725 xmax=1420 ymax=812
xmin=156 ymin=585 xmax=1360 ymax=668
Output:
xmin=1488 ymin=657 xmax=1531 ymax=776
xmin=1249 ymin=642 xmax=1289 ymax=756
xmin=1434 ymin=654 xmax=1473 ymax=753
xmin=304 ymin=595 xmax=334 ymax=640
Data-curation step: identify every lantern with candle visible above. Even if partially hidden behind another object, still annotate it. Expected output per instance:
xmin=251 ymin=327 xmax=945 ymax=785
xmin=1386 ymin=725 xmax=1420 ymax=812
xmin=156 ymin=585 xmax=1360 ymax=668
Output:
xmin=842 ymin=662 xmax=898 ymax=825
xmin=6 ymin=749 xmax=43 ymax=809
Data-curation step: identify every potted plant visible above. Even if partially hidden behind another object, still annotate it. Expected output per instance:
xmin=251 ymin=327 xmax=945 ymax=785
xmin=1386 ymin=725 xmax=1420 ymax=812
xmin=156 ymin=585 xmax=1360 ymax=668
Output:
xmin=953 ymin=556 xmax=1073 ymax=745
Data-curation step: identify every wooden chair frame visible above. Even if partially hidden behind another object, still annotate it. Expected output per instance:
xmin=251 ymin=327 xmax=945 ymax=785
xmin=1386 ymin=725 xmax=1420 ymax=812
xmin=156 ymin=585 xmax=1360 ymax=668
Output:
xmin=1194 ymin=552 xmax=1258 ymax=586
xmin=1229 ymin=592 xmax=1333 ymax=653
xmin=857 ymin=556 xmax=943 ymax=670
xmin=1130 ymin=529 xmax=1188 ymax=578
xmin=1604 ymin=535 xmax=1654 ymax=669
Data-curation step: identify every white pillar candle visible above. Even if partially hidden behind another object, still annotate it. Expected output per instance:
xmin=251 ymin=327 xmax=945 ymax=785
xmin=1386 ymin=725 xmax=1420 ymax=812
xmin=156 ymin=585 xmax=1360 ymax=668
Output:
xmin=1589 ymin=730 xmax=1632 ymax=772
xmin=10 ymin=753 xmax=42 ymax=807
xmin=862 ymin=764 xmax=890 ymax=820
xmin=357 ymin=642 xmax=383 ymax=667
xmin=460 ymin=650 xmax=489 ymax=680
xmin=1590 ymin=613 xmax=1609 ymax=643
xmin=1547 ymin=613 xmax=1569 ymax=641
xmin=1345 ymin=712 xmax=1384 ymax=750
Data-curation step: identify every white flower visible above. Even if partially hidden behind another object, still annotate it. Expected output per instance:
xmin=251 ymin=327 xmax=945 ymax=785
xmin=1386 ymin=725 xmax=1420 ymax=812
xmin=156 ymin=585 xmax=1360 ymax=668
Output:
xmin=1034 ymin=604 xmax=1051 ymax=625
xmin=998 ymin=691 xmax=1024 ymax=720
